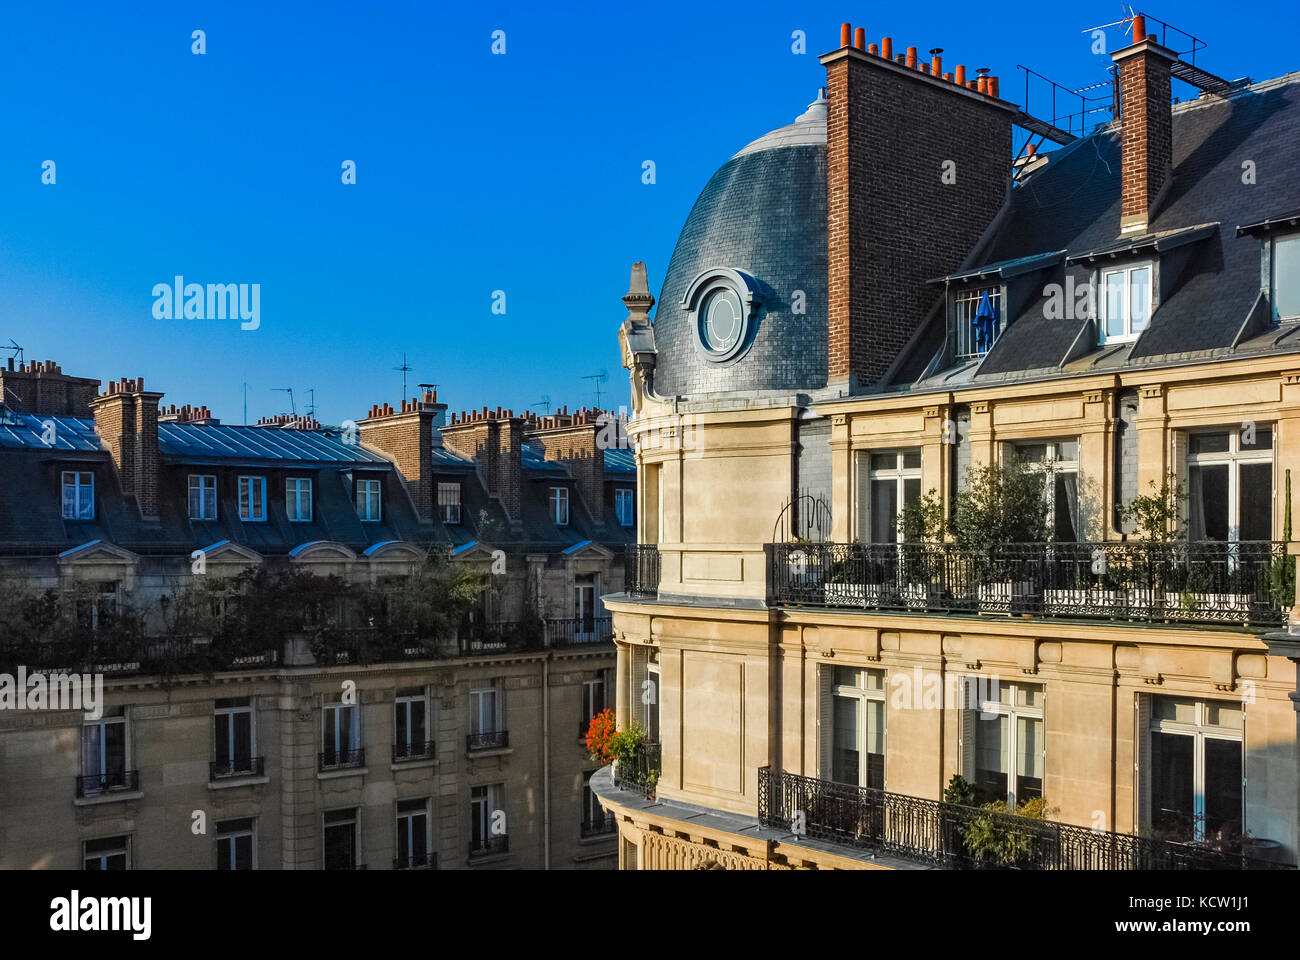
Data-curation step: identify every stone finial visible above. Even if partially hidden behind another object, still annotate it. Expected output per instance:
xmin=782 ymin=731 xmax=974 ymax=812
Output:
xmin=622 ymin=261 xmax=655 ymax=317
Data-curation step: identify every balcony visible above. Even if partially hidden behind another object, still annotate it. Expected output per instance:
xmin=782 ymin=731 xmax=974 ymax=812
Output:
xmin=318 ymin=747 xmax=365 ymax=771
xmin=548 ymin=616 xmax=614 ymax=647
xmin=394 ymin=852 xmax=438 ymax=870
xmin=75 ymin=770 xmax=140 ymax=798
xmin=392 ymin=740 xmax=436 ymax=763
xmin=758 ymin=767 xmax=1294 ymax=870
xmin=612 ymin=741 xmax=661 ymax=800
xmin=767 ymin=540 xmax=1290 ymax=628
xmin=458 ymin=620 xmax=541 ymax=655
xmin=466 ymin=730 xmax=509 ymax=752
xmin=469 ymin=835 xmax=509 ymax=859
xmin=581 ymin=813 xmax=617 ymax=838
xmin=209 ymin=757 xmax=265 ymax=780
xmin=625 ymin=545 xmax=660 ymax=600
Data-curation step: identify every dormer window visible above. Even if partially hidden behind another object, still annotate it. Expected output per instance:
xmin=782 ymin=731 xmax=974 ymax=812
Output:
xmin=62 ymin=471 xmax=94 ymax=520
xmin=188 ymin=474 xmax=218 ymax=520
xmin=550 ymin=487 xmax=570 ymax=526
xmin=954 ymin=286 xmax=1002 ymax=360
xmin=1271 ymin=233 xmax=1300 ymax=323
xmin=1099 ymin=263 xmax=1152 ymax=343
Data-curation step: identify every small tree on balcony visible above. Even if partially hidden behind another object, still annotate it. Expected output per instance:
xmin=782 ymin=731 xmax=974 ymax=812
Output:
xmin=951 ymin=459 xmax=1051 ymax=551
xmin=1119 ymin=473 xmax=1186 ymax=543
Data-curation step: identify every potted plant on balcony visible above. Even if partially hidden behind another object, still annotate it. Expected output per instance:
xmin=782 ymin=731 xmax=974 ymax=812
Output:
xmin=585 ymin=708 xmax=617 ymax=766
xmin=1268 ymin=469 xmax=1295 ymax=622
xmin=951 ymin=460 xmax=1050 ymax=615
xmin=896 ymin=490 xmax=948 ymax=610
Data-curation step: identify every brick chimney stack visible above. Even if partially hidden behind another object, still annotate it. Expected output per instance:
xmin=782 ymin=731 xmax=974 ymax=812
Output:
xmin=526 ymin=407 xmax=625 ymax=528
xmin=1113 ymin=16 xmax=1176 ymax=234
xmin=0 ymin=359 xmax=100 ymax=417
xmin=357 ymin=389 xmax=447 ymax=521
xmin=89 ymin=377 xmax=164 ymax=519
xmin=822 ymin=24 xmax=1014 ymax=392
xmin=441 ymin=406 xmax=526 ymax=528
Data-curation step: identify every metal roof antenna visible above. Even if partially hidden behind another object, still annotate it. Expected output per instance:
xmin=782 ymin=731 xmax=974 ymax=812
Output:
xmin=394 ymin=352 xmax=413 ymax=399
xmin=272 ymin=387 xmax=296 ymax=416
xmin=583 ymin=370 xmax=608 ymax=409
xmin=531 ymin=395 xmax=552 ymax=415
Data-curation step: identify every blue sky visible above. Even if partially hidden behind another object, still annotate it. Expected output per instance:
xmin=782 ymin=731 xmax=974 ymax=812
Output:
xmin=1 ymin=0 xmax=1294 ymax=426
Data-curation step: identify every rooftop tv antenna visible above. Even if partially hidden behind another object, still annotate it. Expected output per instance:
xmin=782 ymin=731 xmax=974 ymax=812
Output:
xmin=1081 ymin=6 xmax=1138 ymax=38
xmin=394 ymin=352 xmax=413 ymax=399
xmin=530 ymin=395 xmax=552 ymax=415
xmin=272 ymin=387 xmax=297 ymax=416
xmin=3 ymin=339 xmax=23 ymax=365
xmin=305 ymin=388 xmax=316 ymax=418
xmin=583 ymin=371 xmax=608 ymax=408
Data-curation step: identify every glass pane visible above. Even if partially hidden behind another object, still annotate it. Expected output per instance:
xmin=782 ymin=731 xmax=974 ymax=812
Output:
xmin=975 ymin=714 xmax=1009 ymax=801
xmin=863 ymin=669 xmax=885 ymax=692
xmin=217 ymin=836 xmax=232 ymax=870
xmin=1015 ymin=443 xmax=1048 ymax=464
xmin=870 ymin=479 xmax=898 ymax=544
xmin=1204 ymin=738 xmax=1243 ymax=838
xmin=1205 ymin=702 xmax=1243 ymax=731
xmin=1017 ymin=715 xmax=1043 ymax=782
xmin=214 ymin=715 xmax=230 ymax=765
xmin=234 ymin=833 xmax=253 ymax=870
xmin=1016 ymin=685 xmax=1043 ymax=708
xmin=865 ymin=698 xmax=885 ymax=756
xmin=1189 ymin=433 xmax=1230 ymax=455
xmin=1243 ymin=426 xmax=1272 ymax=451
xmin=1239 ymin=462 xmax=1272 ymax=541
xmin=869 ymin=452 xmax=895 ymax=472
xmin=234 ymin=711 xmax=251 ymax=763
xmin=1053 ymin=473 xmax=1078 ymax=543
xmin=1152 ymin=732 xmax=1194 ymax=838
xmin=323 ymin=823 xmax=355 ymax=869
xmin=833 ymin=667 xmax=861 ymax=688
xmin=831 ymin=696 xmax=860 ymax=786
xmin=1190 ymin=464 xmax=1229 ymax=541
xmin=1273 ymin=234 xmax=1300 ymax=320
xmin=1056 ymin=440 xmax=1079 ymax=462
xmin=1104 ymin=272 xmax=1126 ymax=337
xmin=1129 ymin=266 xmax=1151 ymax=333
xmin=1154 ymin=697 xmax=1198 ymax=724
xmin=902 ymin=450 xmax=922 ymax=470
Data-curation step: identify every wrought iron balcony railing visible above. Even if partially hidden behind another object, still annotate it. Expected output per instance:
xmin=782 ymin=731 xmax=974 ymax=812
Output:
xmin=766 ymin=540 xmax=1290 ymax=627
xmin=209 ymin=757 xmax=265 ymax=780
xmin=392 ymin=740 xmax=437 ymax=763
xmin=75 ymin=770 xmax=140 ymax=798
xmin=318 ymin=747 xmax=365 ymax=771
xmin=612 ymin=741 xmax=661 ymax=800
xmin=625 ymin=545 xmax=661 ymax=600
xmin=758 ymin=767 xmax=1293 ymax=870
xmin=394 ymin=852 xmax=438 ymax=870
xmin=469 ymin=835 xmax=509 ymax=859
xmin=547 ymin=616 xmax=614 ymax=647
xmin=581 ymin=814 xmax=617 ymax=838
xmin=466 ymin=730 xmax=509 ymax=752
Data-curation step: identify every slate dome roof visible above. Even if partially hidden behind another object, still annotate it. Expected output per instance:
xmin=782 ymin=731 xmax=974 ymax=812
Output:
xmin=652 ymin=90 xmax=828 ymax=398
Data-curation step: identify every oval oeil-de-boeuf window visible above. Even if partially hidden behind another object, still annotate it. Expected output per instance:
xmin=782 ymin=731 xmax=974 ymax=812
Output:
xmin=701 ymin=286 xmax=743 ymax=354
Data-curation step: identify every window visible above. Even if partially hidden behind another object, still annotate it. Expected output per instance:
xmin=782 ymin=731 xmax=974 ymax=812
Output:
xmin=393 ymin=687 xmax=430 ymax=762
xmin=62 ymin=471 xmax=94 ymax=520
xmin=550 ymin=486 xmax=569 ymax=526
xmin=1099 ymin=264 xmax=1153 ymax=343
xmin=84 ymin=836 xmax=130 ymax=870
xmin=438 ymin=482 xmax=462 ymax=524
xmin=470 ymin=784 xmax=507 ymax=855
xmin=188 ymin=474 xmax=217 ymax=520
xmin=1012 ymin=439 xmax=1080 ymax=542
xmin=355 ymin=477 xmax=381 ymax=522
xmin=1149 ymin=697 xmax=1242 ymax=842
xmin=700 ymin=286 xmax=744 ymax=354
xmin=1272 ymin=234 xmax=1300 ymax=323
xmin=76 ymin=581 xmax=119 ymax=632
xmin=581 ymin=771 xmax=614 ymax=837
xmin=238 ymin=476 xmax=266 ymax=521
xmin=213 ymin=697 xmax=256 ymax=777
xmin=973 ymin=682 xmax=1044 ymax=806
xmin=574 ymin=578 xmax=599 ymax=638
xmin=286 ymin=477 xmax=313 ymax=522
xmin=81 ymin=708 xmax=130 ymax=795
xmin=954 ymin=286 xmax=1003 ymax=359
xmin=217 ymin=818 xmax=256 ymax=870
xmin=468 ymin=683 xmax=504 ymax=749
xmin=829 ymin=667 xmax=886 ymax=789
xmin=395 ymin=798 xmax=432 ymax=869
xmin=321 ymin=702 xmax=362 ymax=768
xmin=581 ymin=675 xmax=607 ymax=734
xmin=323 ymin=808 xmax=359 ymax=870
xmin=1187 ymin=428 xmax=1273 ymax=542
xmin=615 ymin=488 xmax=635 ymax=527
xmin=861 ymin=449 xmax=921 ymax=544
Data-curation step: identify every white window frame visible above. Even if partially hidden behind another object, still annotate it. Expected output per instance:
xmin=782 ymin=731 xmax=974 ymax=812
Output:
xmin=469 ymin=683 xmax=502 ymax=736
xmin=62 ymin=470 xmax=94 ymax=520
xmin=550 ymin=486 xmax=570 ymax=526
xmin=286 ymin=477 xmax=313 ymax=522
xmin=83 ymin=835 xmax=130 ymax=870
xmin=322 ymin=702 xmax=361 ymax=756
xmin=356 ymin=477 xmax=382 ymax=522
xmin=395 ymin=798 xmax=432 ymax=868
xmin=1186 ymin=427 xmax=1274 ymax=548
xmin=188 ymin=474 xmax=218 ymax=520
xmin=1149 ymin=698 xmax=1243 ymax=842
xmin=81 ymin=712 xmax=130 ymax=791
xmin=470 ymin=783 xmax=505 ymax=850
xmin=214 ymin=698 xmax=256 ymax=774
xmin=1271 ymin=233 xmax=1300 ymax=323
xmin=863 ymin=449 xmax=922 ymax=544
xmin=394 ymin=688 xmax=429 ymax=755
xmin=438 ymin=482 xmax=462 ymax=524
xmin=322 ymin=807 xmax=359 ymax=870
xmin=238 ymin=475 xmax=266 ymax=521
xmin=974 ymin=681 xmax=1044 ymax=807
xmin=954 ymin=285 xmax=1003 ymax=360
xmin=829 ymin=667 xmax=887 ymax=789
xmin=1008 ymin=439 xmax=1080 ymax=541
xmin=1098 ymin=262 xmax=1153 ymax=344
xmin=216 ymin=817 xmax=257 ymax=870
xmin=615 ymin=488 xmax=634 ymax=527
xmin=582 ymin=677 xmax=605 ymax=724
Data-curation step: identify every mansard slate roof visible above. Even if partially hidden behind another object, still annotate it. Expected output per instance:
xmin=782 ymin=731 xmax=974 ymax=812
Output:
xmin=896 ymin=71 xmax=1300 ymax=391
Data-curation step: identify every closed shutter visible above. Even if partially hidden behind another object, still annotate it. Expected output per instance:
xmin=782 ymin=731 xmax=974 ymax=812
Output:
xmin=959 ymin=677 xmax=977 ymax=781
xmin=1171 ymin=431 xmax=1189 ymax=534
xmin=1134 ymin=693 xmax=1151 ymax=832
xmin=854 ymin=452 xmax=871 ymax=543
xmin=818 ymin=665 xmax=833 ymax=778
